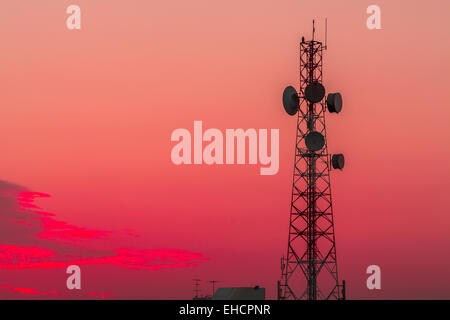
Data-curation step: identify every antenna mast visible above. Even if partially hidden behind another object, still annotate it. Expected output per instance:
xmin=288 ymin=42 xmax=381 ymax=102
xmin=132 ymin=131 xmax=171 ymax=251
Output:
xmin=209 ymin=280 xmax=219 ymax=297
xmin=192 ymin=279 xmax=201 ymax=298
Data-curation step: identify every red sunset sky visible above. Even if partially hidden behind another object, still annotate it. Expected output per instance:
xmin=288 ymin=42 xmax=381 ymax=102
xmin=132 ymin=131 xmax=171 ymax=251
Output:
xmin=1 ymin=0 xmax=450 ymax=299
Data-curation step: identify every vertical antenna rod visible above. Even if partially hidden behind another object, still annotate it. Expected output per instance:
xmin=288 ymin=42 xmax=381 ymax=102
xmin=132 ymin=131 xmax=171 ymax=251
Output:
xmin=312 ymin=20 xmax=315 ymax=41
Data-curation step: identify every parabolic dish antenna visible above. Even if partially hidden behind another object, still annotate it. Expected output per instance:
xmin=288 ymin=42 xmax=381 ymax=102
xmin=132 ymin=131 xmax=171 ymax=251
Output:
xmin=305 ymin=131 xmax=325 ymax=152
xmin=332 ymin=154 xmax=345 ymax=170
xmin=283 ymin=86 xmax=299 ymax=115
xmin=305 ymin=82 xmax=325 ymax=103
xmin=327 ymin=93 xmax=343 ymax=113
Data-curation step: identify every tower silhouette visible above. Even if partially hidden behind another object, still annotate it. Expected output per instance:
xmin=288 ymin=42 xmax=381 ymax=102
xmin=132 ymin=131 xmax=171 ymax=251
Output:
xmin=279 ymin=24 xmax=345 ymax=300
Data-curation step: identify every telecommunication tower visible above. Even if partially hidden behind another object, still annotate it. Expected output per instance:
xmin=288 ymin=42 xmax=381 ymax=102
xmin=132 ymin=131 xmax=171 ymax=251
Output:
xmin=279 ymin=21 xmax=346 ymax=300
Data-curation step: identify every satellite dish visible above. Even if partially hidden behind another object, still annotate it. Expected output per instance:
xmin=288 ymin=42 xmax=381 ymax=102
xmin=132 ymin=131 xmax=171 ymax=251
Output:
xmin=283 ymin=86 xmax=299 ymax=115
xmin=332 ymin=154 xmax=345 ymax=170
xmin=305 ymin=82 xmax=325 ymax=103
xmin=327 ymin=93 xmax=343 ymax=113
xmin=305 ymin=131 xmax=325 ymax=152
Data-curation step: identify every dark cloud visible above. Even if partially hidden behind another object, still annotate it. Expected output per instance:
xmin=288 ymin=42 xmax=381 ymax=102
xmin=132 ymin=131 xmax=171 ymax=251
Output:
xmin=0 ymin=180 xmax=44 ymax=246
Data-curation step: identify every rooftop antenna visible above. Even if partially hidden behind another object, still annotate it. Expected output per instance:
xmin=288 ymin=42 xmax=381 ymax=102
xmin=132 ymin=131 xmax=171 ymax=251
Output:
xmin=209 ymin=280 xmax=220 ymax=297
xmin=324 ymin=18 xmax=328 ymax=49
xmin=192 ymin=279 xmax=201 ymax=298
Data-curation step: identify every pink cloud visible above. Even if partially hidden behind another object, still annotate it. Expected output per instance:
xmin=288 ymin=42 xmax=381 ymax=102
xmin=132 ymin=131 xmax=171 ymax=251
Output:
xmin=0 ymin=284 xmax=115 ymax=299
xmin=0 ymin=244 xmax=207 ymax=270
xmin=86 ymin=292 xmax=116 ymax=299
xmin=16 ymin=191 xmax=110 ymax=242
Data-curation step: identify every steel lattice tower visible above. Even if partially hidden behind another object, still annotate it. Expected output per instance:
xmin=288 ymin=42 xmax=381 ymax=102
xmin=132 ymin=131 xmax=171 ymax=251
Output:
xmin=279 ymin=32 xmax=345 ymax=300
